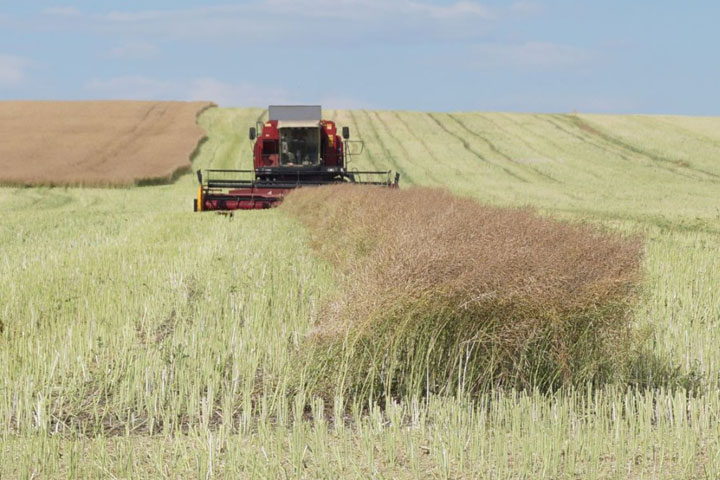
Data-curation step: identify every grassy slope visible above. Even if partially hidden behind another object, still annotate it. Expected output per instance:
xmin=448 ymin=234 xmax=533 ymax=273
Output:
xmin=1 ymin=107 xmax=719 ymax=478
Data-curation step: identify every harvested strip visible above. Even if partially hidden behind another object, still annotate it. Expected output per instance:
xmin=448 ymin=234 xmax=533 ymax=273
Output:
xmin=0 ymin=101 xmax=214 ymax=187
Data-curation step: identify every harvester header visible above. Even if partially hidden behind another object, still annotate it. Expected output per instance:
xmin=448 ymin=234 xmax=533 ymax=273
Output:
xmin=195 ymin=105 xmax=399 ymax=211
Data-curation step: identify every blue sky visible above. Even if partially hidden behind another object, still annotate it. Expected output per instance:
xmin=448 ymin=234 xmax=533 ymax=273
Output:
xmin=1 ymin=1 xmax=717 ymax=114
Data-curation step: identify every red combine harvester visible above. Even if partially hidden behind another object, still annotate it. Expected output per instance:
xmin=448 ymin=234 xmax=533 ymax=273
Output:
xmin=194 ymin=105 xmax=399 ymax=211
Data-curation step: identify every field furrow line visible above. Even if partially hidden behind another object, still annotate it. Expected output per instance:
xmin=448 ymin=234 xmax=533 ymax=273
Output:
xmin=648 ymin=116 xmax=720 ymax=149
xmin=354 ymin=109 xmax=404 ymax=179
xmin=449 ymin=114 xmax=561 ymax=184
xmin=230 ymin=109 xmax=265 ymax=169
xmin=96 ymin=103 xmax=172 ymax=173
xmin=70 ymin=104 xmax=162 ymax=171
xmin=538 ymin=114 xmax=699 ymax=181
xmin=449 ymin=114 xmax=513 ymax=161
xmin=426 ymin=113 xmax=529 ymax=183
xmin=9 ymin=188 xmax=73 ymax=211
xmin=368 ymin=112 xmax=417 ymax=184
xmin=626 ymin=116 xmax=720 ymax=180
xmin=538 ymin=114 xmax=637 ymax=161
xmin=560 ymin=115 xmax=720 ymax=182
xmin=361 ymin=110 xmax=405 ymax=177
xmin=493 ymin=113 xmax=603 ymax=180
xmin=486 ymin=114 xmax=551 ymax=153
xmin=389 ymin=112 xmax=455 ymax=185
xmin=346 ymin=109 xmax=380 ymax=171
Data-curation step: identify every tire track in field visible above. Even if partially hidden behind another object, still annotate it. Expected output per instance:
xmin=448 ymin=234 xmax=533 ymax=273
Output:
xmin=426 ymin=113 xmax=528 ymax=183
xmin=367 ymin=111 xmax=414 ymax=182
xmin=357 ymin=110 xmax=411 ymax=181
xmin=537 ymin=113 xmax=692 ymax=180
xmin=550 ymin=205 xmax=720 ymax=235
xmin=448 ymin=114 xmax=561 ymax=184
xmin=389 ymin=112 xmax=455 ymax=185
xmin=93 ymin=103 xmax=171 ymax=174
xmin=566 ymin=114 xmax=683 ymax=167
xmin=332 ymin=109 xmax=393 ymax=178
xmin=492 ymin=113 xmax=603 ymax=181
xmin=10 ymin=188 xmax=74 ymax=211
xmin=538 ymin=115 xmax=699 ymax=181
xmin=628 ymin=116 xmax=720 ymax=180
xmin=560 ymin=115 xmax=720 ymax=182
xmin=73 ymin=103 xmax=163 ymax=171
xmin=367 ymin=111 xmax=420 ymax=184
xmin=199 ymin=108 xmax=264 ymax=170
xmin=233 ymin=109 xmax=266 ymax=169
xmin=347 ymin=110 xmax=381 ymax=171
xmin=490 ymin=114 xmax=569 ymax=161
xmin=648 ymin=116 xmax=720 ymax=149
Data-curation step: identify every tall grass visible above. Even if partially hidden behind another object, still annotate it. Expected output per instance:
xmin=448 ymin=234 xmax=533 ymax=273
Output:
xmin=283 ymin=185 xmax=645 ymax=400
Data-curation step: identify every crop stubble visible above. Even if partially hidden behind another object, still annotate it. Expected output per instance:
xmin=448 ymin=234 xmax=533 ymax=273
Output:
xmin=1 ymin=107 xmax=720 ymax=478
xmin=0 ymin=101 xmax=214 ymax=186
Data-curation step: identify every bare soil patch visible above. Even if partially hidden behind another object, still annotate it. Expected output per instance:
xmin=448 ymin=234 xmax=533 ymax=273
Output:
xmin=0 ymin=101 xmax=214 ymax=187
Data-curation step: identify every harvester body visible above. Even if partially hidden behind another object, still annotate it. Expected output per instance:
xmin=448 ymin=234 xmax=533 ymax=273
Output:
xmin=195 ymin=105 xmax=399 ymax=211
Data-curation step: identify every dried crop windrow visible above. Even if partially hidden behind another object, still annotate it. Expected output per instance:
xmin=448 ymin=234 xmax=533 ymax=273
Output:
xmin=283 ymin=185 xmax=645 ymax=400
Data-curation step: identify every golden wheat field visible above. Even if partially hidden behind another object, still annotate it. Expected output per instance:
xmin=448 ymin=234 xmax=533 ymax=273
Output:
xmin=0 ymin=101 xmax=213 ymax=187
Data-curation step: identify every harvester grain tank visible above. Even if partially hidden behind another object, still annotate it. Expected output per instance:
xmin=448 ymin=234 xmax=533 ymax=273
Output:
xmin=195 ymin=105 xmax=399 ymax=211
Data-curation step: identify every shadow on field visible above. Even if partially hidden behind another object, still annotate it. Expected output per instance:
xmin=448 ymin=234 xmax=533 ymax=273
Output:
xmin=136 ymin=132 xmax=210 ymax=186
xmin=135 ymin=165 xmax=194 ymax=187
xmin=629 ymin=346 xmax=705 ymax=394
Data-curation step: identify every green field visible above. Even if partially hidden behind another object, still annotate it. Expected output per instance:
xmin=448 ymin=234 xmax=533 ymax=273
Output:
xmin=2 ymin=108 xmax=719 ymax=478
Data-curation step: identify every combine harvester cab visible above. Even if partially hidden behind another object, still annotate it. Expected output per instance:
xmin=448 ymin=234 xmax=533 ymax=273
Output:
xmin=195 ymin=105 xmax=399 ymax=211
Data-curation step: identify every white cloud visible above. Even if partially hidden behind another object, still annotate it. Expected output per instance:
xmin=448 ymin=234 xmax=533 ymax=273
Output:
xmin=473 ymin=42 xmax=591 ymax=70
xmin=510 ymin=2 xmax=544 ymax=16
xmin=40 ymin=1 xmax=499 ymax=43
xmin=82 ymin=75 xmax=371 ymax=108
xmin=413 ymin=1 xmax=494 ymax=19
xmin=84 ymin=75 xmax=290 ymax=107
xmin=107 ymin=42 xmax=160 ymax=60
xmin=0 ymin=54 xmax=31 ymax=87
xmin=186 ymin=78 xmax=290 ymax=107
xmin=85 ymin=76 xmax=173 ymax=99
xmin=41 ymin=6 xmax=82 ymax=17
xmin=261 ymin=0 xmax=493 ymax=19
xmin=317 ymin=94 xmax=374 ymax=110
xmin=568 ymin=96 xmax=641 ymax=114
xmin=480 ymin=92 xmax=641 ymax=114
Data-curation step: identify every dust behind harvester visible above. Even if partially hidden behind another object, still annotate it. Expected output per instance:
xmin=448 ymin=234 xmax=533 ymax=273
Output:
xmin=195 ymin=105 xmax=400 ymax=211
